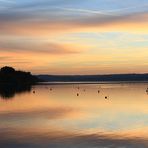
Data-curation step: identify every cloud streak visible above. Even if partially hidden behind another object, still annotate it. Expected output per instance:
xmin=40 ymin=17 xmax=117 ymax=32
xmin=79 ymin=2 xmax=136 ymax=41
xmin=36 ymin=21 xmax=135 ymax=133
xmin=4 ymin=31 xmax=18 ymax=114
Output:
xmin=56 ymin=7 xmax=118 ymax=16
xmin=0 ymin=0 xmax=147 ymax=40
xmin=0 ymin=38 xmax=81 ymax=55
xmin=0 ymin=9 xmax=147 ymax=36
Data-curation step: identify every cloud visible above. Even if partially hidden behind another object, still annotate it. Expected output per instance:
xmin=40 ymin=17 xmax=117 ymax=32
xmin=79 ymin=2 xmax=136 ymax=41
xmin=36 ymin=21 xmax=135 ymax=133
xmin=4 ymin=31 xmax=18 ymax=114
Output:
xmin=0 ymin=0 xmax=148 ymax=36
xmin=0 ymin=38 xmax=81 ymax=55
xmin=0 ymin=56 xmax=10 ymax=60
xmin=0 ymin=3 xmax=147 ymax=36
xmin=56 ymin=7 xmax=117 ymax=16
xmin=0 ymin=56 xmax=31 ymax=66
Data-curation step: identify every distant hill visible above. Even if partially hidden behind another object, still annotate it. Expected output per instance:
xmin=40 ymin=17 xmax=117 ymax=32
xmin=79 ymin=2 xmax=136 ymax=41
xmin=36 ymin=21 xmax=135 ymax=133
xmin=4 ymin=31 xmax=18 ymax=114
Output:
xmin=37 ymin=74 xmax=148 ymax=82
xmin=0 ymin=66 xmax=39 ymax=85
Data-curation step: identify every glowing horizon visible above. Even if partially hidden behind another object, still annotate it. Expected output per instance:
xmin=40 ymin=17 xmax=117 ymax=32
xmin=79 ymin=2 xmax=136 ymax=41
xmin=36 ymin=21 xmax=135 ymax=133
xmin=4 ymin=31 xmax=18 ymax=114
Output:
xmin=0 ymin=0 xmax=148 ymax=74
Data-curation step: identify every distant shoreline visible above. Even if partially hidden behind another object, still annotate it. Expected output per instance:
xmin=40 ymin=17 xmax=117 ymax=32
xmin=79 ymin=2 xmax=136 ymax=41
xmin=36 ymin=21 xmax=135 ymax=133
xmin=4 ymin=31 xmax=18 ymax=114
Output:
xmin=37 ymin=74 xmax=148 ymax=82
xmin=37 ymin=81 xmax=148 ymax=85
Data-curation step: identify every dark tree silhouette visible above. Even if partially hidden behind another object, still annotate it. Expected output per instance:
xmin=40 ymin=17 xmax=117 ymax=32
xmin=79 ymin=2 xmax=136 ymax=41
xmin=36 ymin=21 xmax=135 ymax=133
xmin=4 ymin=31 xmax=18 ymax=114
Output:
xmin=1 ymin=66 xmax=15 ymax=73
xmin=0 ymin=66 xmax=39 ymax=99
xmin=0 ymin=66 xmax=39 ymax=85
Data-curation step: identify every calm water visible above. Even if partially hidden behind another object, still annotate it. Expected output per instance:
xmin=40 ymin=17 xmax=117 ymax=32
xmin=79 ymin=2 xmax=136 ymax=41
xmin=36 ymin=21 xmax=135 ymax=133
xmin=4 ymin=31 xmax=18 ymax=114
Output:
xmin=1 ymin=82 xmax=148 ymax=147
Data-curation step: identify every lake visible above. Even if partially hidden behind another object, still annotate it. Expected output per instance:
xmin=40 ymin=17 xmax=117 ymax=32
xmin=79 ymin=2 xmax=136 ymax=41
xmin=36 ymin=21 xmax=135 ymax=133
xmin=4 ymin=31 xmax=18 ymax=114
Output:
xmin=0 ymin=82 xmax=148 ymax=147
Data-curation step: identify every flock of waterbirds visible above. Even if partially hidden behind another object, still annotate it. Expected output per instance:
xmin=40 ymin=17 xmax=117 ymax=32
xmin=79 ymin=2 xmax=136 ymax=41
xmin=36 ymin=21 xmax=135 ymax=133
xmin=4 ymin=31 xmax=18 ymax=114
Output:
xmin=32 ymin=85 xmax=109 ymax=100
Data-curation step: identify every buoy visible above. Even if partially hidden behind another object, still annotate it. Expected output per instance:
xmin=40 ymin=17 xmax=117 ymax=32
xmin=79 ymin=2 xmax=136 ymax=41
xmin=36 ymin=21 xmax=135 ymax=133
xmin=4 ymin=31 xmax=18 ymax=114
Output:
xmin=105 ymin=96 xmax=108 ymax=99
xmin=98 ymin=90 xmax=100 ymax=93
xmin=77 ymin=93 xmax=79 ymax=96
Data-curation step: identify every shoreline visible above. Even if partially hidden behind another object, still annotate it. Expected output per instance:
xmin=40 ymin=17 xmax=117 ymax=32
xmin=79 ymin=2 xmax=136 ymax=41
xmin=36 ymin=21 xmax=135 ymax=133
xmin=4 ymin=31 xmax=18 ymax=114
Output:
xmin=37 ymin=81 xmax=148 ymax=85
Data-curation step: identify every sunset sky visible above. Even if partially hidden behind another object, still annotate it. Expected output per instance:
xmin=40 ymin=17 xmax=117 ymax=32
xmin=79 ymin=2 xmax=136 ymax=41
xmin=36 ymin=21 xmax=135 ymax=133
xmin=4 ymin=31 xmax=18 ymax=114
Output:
xmin=0 ymin=0 xmax=148 ymax=74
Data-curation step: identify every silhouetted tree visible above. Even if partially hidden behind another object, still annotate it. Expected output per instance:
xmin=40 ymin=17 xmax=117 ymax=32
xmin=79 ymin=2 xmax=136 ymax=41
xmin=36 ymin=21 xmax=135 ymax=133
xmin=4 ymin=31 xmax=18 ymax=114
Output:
xmin=0 ymin=66 xmax=39 ymax=99
xmin=0 ymin=66 xmax=15 ymax=73
xmin=0 ymin=66 xmax=39 ymax=85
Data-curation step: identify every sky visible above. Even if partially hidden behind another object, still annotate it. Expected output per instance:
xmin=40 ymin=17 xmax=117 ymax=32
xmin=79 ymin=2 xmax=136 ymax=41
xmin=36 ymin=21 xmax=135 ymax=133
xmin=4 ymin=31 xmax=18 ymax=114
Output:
xmin=0 ymin=0 xmax=148 ymax=75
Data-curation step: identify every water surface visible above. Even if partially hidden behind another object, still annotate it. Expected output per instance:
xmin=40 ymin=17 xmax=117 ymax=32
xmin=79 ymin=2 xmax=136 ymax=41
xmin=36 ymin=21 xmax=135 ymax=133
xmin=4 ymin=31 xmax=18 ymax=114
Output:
xmin=1 ymin=83 xmax=148 ymax=147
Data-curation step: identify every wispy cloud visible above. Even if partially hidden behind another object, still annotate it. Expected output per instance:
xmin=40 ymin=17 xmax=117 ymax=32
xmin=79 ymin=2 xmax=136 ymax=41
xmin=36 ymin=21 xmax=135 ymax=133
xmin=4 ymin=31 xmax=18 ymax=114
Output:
xmin=0 ymin=9 xmax=147 ymax=37
xmin=0 ymin=38 xmax=82 ymax=55
xmin=55 ymin=7 xmax=118 ymax=16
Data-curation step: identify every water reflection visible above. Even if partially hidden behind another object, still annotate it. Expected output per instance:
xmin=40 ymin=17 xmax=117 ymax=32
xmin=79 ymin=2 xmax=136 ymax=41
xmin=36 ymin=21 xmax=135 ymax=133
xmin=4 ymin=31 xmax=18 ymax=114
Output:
xmin=0 ymin=84 xmax=31 ymax=99
xmin=0 ymin=83 xmax=148 ymax=147
xmin=0 ymin=127 xmax=148 ymax=148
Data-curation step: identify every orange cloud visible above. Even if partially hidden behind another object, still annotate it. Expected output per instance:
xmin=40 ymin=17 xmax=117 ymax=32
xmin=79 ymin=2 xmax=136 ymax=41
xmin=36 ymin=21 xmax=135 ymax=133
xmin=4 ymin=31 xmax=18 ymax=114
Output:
xmin=0 ymin=12 xmax=147 ymax=37
xmin=0 ymin=39 xmax=83 ymax=55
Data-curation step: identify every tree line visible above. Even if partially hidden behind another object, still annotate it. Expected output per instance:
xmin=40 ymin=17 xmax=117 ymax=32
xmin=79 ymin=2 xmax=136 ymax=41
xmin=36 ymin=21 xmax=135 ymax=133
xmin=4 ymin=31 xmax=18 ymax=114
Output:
xmin=0 ymin=66 xmax=39 ymax=85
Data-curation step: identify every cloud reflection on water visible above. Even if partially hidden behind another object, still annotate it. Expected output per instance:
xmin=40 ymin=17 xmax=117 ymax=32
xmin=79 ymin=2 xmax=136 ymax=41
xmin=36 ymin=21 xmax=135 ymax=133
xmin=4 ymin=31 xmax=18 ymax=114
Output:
xmin=0 ymin=127 xmax=148 ymax=148
xmin=1 ymin=83 xmax=148 ymax=147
